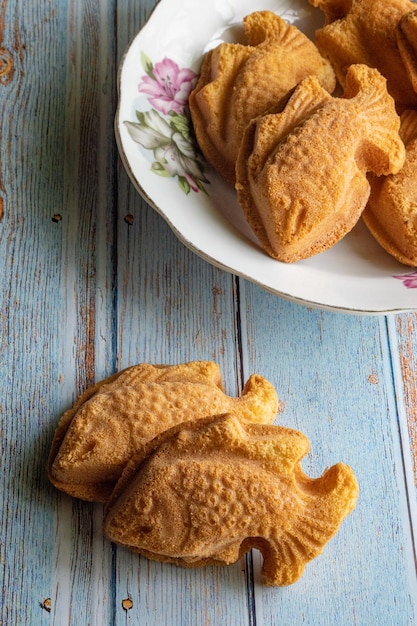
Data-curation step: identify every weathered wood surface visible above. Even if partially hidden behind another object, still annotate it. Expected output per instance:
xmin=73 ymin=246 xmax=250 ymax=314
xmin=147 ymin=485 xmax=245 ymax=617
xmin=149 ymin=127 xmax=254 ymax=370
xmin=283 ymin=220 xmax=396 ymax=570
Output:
xmin=0 ymin=1 xmax=416 ymax=624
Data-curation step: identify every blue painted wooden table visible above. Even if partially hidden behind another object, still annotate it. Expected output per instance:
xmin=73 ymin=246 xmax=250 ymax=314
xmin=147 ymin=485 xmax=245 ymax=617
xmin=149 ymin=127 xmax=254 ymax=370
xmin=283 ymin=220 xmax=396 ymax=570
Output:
xmin=0 ymin=1 xmax=416 ymax=624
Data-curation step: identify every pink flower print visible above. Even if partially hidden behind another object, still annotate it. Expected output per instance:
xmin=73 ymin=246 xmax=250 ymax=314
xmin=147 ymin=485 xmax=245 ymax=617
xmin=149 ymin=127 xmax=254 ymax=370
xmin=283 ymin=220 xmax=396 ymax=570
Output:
xmin=127 ymin=53 xmax=209 ymax=194
xmin=139 ymin=57 xmax=197 ymax=115
xmin=393 ymin=270 xmax=417 ymax=288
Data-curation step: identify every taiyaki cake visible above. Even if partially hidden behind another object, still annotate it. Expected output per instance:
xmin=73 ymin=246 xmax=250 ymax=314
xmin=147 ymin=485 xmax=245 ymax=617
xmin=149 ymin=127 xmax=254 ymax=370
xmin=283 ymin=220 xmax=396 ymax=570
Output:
xmin=189 ymin=10 xmax=336 ymax=185
xmin=363 ymin=110 xmax=417 ymax=266
xmin=104 ymin=414 xmax=359 ymax=586
xmin=235 ymin=64 xmax=405 ymax=263
xmin=309 ymin=0 xmax=417 ymax=110
xmin=48 ymin=361 xmax=278 ymax=502
xmin=397 ymin=9 xmax=417 ymax=93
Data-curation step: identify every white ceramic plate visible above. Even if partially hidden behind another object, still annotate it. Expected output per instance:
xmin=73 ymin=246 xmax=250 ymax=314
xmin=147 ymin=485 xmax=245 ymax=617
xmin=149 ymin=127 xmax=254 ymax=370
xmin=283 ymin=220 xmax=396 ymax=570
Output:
xmin=115 ymin=0 xmax=417 ymax=314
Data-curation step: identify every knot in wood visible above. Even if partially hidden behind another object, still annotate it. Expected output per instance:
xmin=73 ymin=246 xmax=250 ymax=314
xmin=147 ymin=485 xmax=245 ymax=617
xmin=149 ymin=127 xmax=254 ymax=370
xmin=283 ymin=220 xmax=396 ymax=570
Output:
xmin=0 ymin=48 xmax=15 ymax=85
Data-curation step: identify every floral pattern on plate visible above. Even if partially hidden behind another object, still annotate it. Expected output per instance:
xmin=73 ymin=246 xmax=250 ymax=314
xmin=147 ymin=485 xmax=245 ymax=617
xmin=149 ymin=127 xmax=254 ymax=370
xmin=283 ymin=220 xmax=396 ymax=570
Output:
xmin=393 ymin=270 xmax=417 ymax=288
xmin=115 ymin=0 xmax=417 ymax=313
xmin=124 ymin=53 xmax=209 ymax=195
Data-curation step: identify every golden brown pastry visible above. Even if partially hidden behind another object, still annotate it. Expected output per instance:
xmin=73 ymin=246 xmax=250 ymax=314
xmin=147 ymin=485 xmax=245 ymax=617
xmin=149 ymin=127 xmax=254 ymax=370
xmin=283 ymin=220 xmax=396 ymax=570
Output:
xmin=48 ymin=361 xmax=278 ymax=502
xmin=309 ymin=0 xmax=417 ymax=110
xmin=363 ymin=109 xmax=417 ymax=266
xmin=189 ymin=10 xmax=336 ymax=185
xmin=104 ymin=414 xmax=359 ymax=586
xmin=396 ymin=9 xmax=417 ymax=94
xmin=235 ymin=64 xmax=405 ymax=263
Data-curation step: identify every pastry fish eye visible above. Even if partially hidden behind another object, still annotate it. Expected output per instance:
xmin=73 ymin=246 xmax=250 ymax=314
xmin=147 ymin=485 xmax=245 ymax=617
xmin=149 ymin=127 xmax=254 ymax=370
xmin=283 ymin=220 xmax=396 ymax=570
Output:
xmin=131 ymin=482 xmax=188 ymax=549
xmin=138 ymin=525 xmax=153 ymax=534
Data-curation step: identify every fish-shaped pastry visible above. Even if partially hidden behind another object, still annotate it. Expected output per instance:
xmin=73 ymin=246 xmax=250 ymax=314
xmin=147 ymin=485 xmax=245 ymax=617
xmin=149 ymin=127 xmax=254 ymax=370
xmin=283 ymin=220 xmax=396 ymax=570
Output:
xmin=235 ymin=64 xmax=405 ymax=263
xmin=309 ymin=0 xmax=417 ymax=110
xmin=363 ymin=109 xmax=417 ymax=266
xmin=104 ymin=414 xmax=359 ymax=586
xmin=397 ymin=9 xmax=417 ymax=94
xmin=48 ymin=361 xmax=279 ymax=502
xmin=189 ymin=10 xmax=335 ymax=185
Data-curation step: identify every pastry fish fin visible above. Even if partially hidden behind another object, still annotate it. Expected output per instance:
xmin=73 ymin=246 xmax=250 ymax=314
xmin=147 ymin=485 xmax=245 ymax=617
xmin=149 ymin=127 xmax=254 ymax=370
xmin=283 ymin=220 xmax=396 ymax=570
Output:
xmin=344 ymin=64 xmax=405 ymax=175
xmin=209 ymin=415 xmax=310 ymax=475
xmin=230 ymin=374 xmax=278 ymax=424
xmin=260 ymin=524 xmax=332 ymax=585
xmin=275 ymin=74 xmax=333 ymax=134
xmin=400 ymin=109 xmax=417 ymax=146
xmin=250 ymin=537 xmax=307 ymax=586
xmin=113 ymin=361 xmax=223 ymax=389
xmin=397 ymin=9 xmax=417 ymax=93
xmin=240 ymin=75 xmax=332 ymax=177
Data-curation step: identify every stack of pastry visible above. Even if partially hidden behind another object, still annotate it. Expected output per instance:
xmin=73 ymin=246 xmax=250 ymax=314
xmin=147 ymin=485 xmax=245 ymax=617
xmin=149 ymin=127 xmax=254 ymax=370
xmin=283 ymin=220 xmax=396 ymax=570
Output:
xmin=310 ymin=0 xmax=417 ymax=265
xmin=48 ymin=361 xmax=359 ymax=586
xmin=48 ymin=361 xmax=279 ymax=502
xmin=189 ymin=11 xmax=336 ymax=186
xmin=189 ymin=5 xmax=417 ymax=265
xmin=235 ymin=64 xmax=405 ymax=262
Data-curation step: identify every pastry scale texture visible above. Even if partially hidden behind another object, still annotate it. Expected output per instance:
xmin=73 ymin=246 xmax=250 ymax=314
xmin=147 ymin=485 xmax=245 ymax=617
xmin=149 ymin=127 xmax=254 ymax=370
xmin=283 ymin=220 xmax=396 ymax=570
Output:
xmin=235 ymin=64 xmax=405 ymax=263
xmin=103 ymin=414 xmax=359 ymax=586
xmin=48 ymin=361 xmax=278 ymax=502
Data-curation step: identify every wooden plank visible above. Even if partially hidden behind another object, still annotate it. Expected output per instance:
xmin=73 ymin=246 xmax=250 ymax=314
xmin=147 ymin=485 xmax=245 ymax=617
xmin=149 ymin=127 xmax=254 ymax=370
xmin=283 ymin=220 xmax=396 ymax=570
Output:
xmin=0 ymin=0 xmax=118 ymax=623
xmin=0 ymin=1 xmax=82 ymax=624
xmin=49 ymin=0 xmax=118 ymax=623
xmin=238 ymin=285 xmax=417 ymax=624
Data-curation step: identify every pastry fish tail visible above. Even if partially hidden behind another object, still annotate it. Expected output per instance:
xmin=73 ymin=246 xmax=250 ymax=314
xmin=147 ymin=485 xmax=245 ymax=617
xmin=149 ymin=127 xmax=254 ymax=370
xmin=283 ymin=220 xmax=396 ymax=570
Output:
xmin=231 ymin=374 xmax=279 ymax=424
xmin=260 ymin=462 xmax=359 ymax=586
xmin=243 ymin=11 xmax=292 ymax=47
xmin=344 ymin=64 xmax=406 ymax=175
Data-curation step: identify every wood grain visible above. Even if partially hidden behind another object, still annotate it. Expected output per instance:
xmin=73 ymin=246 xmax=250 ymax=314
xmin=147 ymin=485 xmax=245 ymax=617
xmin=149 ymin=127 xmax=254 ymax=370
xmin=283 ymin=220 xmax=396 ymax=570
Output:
xmin=396 ymin=313 xmax=417 ymax=484
xmin=0 ymin=0 xmax=416 ymax=624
